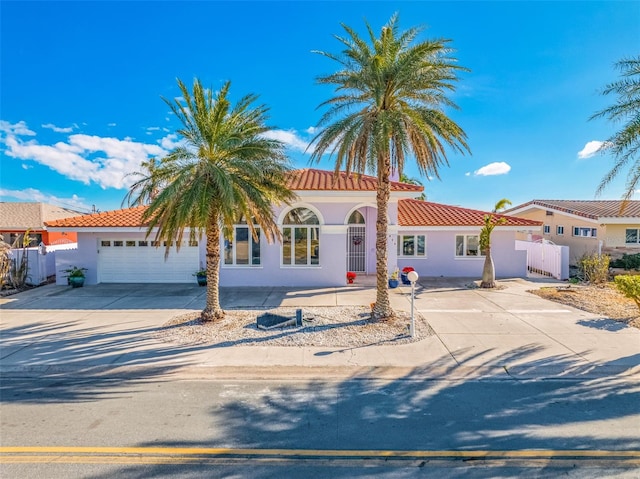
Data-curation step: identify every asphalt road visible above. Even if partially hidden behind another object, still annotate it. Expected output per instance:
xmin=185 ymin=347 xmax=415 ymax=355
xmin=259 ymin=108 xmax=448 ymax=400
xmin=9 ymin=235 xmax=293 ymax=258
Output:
xmin=1 ymin=375 xmax=639 ymax=478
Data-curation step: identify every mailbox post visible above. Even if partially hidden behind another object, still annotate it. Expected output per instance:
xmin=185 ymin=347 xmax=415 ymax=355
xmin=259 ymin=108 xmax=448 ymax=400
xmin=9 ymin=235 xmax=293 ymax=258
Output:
xmin=407 ymin=270 xmax=419 ymax=337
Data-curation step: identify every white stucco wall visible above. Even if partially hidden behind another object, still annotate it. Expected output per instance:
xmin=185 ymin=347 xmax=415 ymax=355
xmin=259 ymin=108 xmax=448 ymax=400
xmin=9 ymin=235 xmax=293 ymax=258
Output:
xmin=55 ymin=234 xmax=99 ymax=285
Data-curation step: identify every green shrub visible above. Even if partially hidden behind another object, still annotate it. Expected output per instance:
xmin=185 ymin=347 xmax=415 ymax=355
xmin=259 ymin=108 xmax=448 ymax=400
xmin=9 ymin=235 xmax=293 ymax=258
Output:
xmin=610 ymin=253 xmax=640 ymax=270
xmin=578 ymin=253 xmax=610 ymax=284
xmin=614 ymin=275 xmax=640 ymax=310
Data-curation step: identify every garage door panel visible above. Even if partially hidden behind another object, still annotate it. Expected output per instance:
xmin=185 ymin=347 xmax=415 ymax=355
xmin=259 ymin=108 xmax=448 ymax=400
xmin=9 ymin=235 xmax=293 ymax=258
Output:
xmin=98 ymin=240 xmax=199 ymax=283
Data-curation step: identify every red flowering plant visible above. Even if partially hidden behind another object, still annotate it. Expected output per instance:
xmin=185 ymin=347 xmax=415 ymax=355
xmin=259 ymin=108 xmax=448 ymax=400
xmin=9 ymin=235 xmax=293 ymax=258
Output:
xmin=346 ymin=272 xmax=357 ymax=283
xmin=401 ymin=266 xmax=414 ymax=284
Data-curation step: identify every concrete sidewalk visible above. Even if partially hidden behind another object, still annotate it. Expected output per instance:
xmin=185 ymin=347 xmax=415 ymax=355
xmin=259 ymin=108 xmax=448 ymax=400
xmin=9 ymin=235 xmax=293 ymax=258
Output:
xmin=1 ymin=278 xmax=639 ymax=381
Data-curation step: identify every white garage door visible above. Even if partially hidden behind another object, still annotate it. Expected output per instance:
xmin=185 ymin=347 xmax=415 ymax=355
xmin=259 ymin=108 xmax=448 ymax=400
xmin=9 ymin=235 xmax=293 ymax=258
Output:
xmin=98 ymin=239 xmax=200 ymax=283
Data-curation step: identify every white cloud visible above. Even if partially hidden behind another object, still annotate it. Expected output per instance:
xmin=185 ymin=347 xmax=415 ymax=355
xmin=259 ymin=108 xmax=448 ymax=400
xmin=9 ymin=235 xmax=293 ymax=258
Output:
xmin=159 ymin=133 xmax=181 ymax=151
xmin=262 ymin=129 xmax=310 ymax=152
xmin=108 ymin=123 xmax=117 ymax=127
xmin=146 ymin=126 xmax=161 ymax=131
xmin=42 ymin=123 xmax=75 ymax=133
xmin=465 ymin=172 xmax=471 ymax=177
xmin=578 ymin=140 xmax=605 ymax=159
xmin=474 ymin=162 xmax=511 ymax=176
xmin=0 ymin=188 xmax=92 ymax=212
xmin=1 ymin=121 xmax=174 ymax=190
xmin=305 ymin=126 xmax=318 ymax=135
xmin=0 ymin=120 xmax=36 ymax=136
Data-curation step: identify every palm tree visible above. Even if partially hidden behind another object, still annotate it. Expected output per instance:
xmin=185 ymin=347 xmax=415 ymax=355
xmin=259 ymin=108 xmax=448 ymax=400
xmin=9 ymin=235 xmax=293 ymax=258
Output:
xmin=590 ymin=56 xmax=640 ymax=204
xmin=400 ymin=174 xmax=427 ymax=200
xmin=479 ymin=198 xmax=511 ymax=289
xmin=310 ymin=14 xmax=470 ymax=320
xmin=125 ymin=78 xmax=296 ymax=321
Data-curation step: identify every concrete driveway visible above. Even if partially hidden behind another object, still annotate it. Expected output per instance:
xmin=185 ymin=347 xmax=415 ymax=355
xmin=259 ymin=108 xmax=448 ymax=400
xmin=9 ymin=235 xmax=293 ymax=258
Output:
xmin=1 ymin=278 xmax=638 ymax=380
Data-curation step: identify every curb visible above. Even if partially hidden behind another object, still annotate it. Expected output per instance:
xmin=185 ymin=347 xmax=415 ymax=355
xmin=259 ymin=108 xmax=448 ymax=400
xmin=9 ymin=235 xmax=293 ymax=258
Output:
xmin=2 ymin=364 xmax=639 ymax=382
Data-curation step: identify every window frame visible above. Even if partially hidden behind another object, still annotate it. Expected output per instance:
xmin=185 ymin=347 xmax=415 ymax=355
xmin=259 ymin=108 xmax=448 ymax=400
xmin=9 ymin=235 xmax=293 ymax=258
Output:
xmin=625 ymin=228 xmax=640 ymax=244
xmin=281 ymin=207 xmax=320 ymax=267
xmin=556 ymin=225 xmax=564 ymax=236
xmin=282 ymin=225 xmax=320 ymax=266
xmin=455 ymin=234 xmax=484 ymax=258
xmin=224 ymin=225 xmax=261 ymax=267
xmin=543 ymin=224 xmax=551 ymax=235
xmin=573 ymin=227 xmax=597 ymax=238
xmin=397 ymin=234 xmax=426 ymax=258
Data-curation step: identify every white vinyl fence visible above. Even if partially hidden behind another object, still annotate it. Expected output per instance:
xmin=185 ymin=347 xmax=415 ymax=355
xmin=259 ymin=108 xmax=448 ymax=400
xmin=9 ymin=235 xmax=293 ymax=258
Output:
xmin=515 ymin=239 xmax=569 ymax=280
xmin=8 ymin=243 xmax=78 ymax=285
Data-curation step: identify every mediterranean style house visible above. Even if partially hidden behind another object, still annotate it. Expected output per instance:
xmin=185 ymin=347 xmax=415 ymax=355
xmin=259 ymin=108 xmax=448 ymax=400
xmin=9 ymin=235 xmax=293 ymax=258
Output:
xmin=46 ymin=169 xmax=542 ymax=286
xmin=506 ymin=200 xmax=640 ymax=264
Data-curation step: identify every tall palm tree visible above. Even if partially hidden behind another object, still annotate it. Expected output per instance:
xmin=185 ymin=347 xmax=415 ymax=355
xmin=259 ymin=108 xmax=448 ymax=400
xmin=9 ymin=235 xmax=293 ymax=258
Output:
xmin=310 ymin=14 xmax=470 ymax=320
xmin=479 ymin=198 xmax=511 ymax=289
xmin=590 ymin=56 xmax=640 ymax=204
xmin=125 ymin=78 xmax=296 ymax=321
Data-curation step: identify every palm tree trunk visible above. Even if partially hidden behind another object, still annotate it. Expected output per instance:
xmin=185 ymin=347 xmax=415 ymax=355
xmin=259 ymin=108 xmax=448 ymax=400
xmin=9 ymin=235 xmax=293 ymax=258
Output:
xmin=480 ymin=246 xmax=496 ymax=288
xmin=202 ymin=216 xmax=225 ymax=322
xmin=372 ymin=155 xmax=394 ymax=321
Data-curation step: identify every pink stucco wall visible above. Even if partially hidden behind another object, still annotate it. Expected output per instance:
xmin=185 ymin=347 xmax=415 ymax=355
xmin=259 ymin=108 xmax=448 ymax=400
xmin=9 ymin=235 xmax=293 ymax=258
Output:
xmin=396 ymin=230 xmax=527 ymax=278
xmin=57 ymin=200 xmax=529 ymax=285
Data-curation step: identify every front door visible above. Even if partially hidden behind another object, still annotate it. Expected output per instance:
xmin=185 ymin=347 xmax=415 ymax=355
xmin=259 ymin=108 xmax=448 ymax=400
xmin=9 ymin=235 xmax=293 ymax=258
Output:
xmin=347 ymin=225 xmax=366 ymax=272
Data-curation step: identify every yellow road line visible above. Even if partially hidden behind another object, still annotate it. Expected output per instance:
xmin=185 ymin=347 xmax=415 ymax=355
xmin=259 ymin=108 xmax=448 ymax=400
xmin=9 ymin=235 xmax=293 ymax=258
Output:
xmin=2 ymin=447 xmax=640 ymax=459
xmin=1 ymin=455 xmax=204 ymax=465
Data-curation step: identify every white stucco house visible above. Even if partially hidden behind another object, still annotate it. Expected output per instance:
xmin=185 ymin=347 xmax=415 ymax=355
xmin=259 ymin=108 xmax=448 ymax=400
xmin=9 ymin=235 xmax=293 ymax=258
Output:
xmin=46 ymin=169 xmax=542 ymax=286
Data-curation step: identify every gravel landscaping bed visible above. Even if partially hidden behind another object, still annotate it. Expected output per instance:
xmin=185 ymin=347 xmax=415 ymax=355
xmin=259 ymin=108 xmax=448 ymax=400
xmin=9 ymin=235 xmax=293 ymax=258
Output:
xmin=530 ymin=283 xmax=640 ymax=329
xmin=155 ymin=306 xmax=433 ymax=347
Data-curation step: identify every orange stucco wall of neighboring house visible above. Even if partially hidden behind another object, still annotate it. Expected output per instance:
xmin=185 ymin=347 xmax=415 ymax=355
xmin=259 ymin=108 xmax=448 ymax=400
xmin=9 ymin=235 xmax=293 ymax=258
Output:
xmin=513 ymin=209 xmax=602 ymax=264
xmin=44 ymin=231 xmax=77 ymax=245
xmin=0 ymin=229 xmax=77 ymax=246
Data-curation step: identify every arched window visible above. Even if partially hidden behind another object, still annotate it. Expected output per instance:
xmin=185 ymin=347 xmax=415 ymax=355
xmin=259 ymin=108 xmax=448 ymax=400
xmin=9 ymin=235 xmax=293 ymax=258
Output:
xmin=348 ymin=210 xmax=365 ymax=224
xmin=282 ymin=207 xmax=320 ymax=266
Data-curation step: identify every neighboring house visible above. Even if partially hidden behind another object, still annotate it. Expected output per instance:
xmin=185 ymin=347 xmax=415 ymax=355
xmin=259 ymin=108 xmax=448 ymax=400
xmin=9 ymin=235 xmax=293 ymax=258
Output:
xmin=0 ymin=202 xmax=80 ymax=246
xmin=46 ymin=169 xmax=542 ymax=286
xmin=505 ymin=200 xmax=640 ymax=264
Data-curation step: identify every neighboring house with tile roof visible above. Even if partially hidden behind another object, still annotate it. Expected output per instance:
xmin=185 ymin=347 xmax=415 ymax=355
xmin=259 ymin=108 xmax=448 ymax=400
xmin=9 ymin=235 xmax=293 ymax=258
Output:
xmin=505 ymin=200 xmax=640 ymax=264
xmin=0 ymin=202 xmax=79 ymax=246
xmin=46 ymin=169 xmax=542 ymax=286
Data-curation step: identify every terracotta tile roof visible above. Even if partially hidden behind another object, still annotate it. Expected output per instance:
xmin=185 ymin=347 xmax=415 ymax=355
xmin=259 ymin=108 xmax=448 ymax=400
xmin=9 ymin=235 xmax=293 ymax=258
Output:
xmin=398 ymin=199 xmax=543 ymax=227
xmin=287 ymin=168 xmax=423 ymax=192
xmin=505 ymin=200 xmax=640 ymax=219
xmin=45 ymin=206 xmax=148 ymax=228
xmin=0 ymin=202 xmax=83 ymax=229
xmin=48 ymin=200 xmax=542 ymax=229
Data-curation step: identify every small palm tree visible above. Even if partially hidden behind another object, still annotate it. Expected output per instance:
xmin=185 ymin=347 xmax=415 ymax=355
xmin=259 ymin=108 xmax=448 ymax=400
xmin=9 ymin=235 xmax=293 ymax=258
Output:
xmin=310 ymin=14 xmax=470 ymax=320
xmin=479 ymin=198 xmax=511 ymax=288
xmin=400 ymin=174 xmax=427 ymax=201
xmin=590 ymin=56 xmax=640 ymax=204
xmin=125 ymin=78 xmax=296 ymax=321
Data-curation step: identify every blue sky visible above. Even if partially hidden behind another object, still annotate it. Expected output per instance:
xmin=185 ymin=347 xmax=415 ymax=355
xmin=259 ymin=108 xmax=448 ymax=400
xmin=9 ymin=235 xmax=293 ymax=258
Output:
xmin=1 ymin=1 xmax=638 ymax=214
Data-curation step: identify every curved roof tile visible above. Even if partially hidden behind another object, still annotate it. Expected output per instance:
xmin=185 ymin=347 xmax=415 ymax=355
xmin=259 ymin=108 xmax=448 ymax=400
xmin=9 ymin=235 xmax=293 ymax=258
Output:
xmin=46 ymin=206 xmax=148 ymax=228
xmin=286 ymin=168 xmax=423 ymax=192
xmin=506 ymin=200 xmax=640 ymax=219
xmin=398 ymin=199 xmax=542 ymax=227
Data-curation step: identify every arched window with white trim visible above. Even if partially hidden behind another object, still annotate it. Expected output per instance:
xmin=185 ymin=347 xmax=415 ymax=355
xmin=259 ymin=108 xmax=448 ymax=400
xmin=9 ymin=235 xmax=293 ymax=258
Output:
xmin=282 ymin=207 xmax=320 ymax=266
